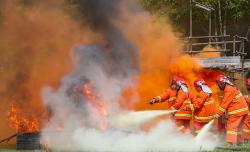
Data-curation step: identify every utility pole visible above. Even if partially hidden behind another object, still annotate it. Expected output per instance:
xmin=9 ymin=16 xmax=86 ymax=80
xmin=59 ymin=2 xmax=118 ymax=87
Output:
xmin=223 ymin=0 xmax=227 ymax=51
xmin=218 ymin=0 xmax=223 ymax=35
xmin=189 ymin=0 xmax=193 ymax=53
xmin=193 ymin=0 xmax=214 ymax=43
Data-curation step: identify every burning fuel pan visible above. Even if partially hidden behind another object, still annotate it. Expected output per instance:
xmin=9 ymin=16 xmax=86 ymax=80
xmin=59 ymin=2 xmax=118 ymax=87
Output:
xmin=16 ymin=132 xmax=41 ymax=150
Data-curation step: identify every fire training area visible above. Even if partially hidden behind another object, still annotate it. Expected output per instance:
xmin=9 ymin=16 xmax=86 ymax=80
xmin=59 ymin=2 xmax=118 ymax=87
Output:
xmin=0 ymin=0 xmax=250 ymax=152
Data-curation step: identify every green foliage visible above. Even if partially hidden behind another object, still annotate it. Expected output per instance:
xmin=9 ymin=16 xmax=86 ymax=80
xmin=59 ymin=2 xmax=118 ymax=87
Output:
xmin=227 ymin=0 xmax=250 ymax=20
xmin=140 ymin=0 xmax=250 ymax=36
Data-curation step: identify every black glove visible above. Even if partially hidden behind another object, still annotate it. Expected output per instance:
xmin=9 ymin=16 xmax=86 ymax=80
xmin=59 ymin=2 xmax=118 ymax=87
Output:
xmin=148 ymin=99 xmax=156 ymax=104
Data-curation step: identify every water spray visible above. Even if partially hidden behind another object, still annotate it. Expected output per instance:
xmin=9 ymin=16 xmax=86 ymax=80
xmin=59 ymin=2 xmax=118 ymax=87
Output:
xmin=195 ymin=120 xmax=215 ymax=141
xmin=113 ymin=110 xmax=177 ymax=129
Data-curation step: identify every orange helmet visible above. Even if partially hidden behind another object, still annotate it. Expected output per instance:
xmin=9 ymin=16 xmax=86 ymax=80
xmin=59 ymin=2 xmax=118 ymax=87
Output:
xmin=194 ymin=78 xmax=206 ymax=87
xmin=172 ymin=76 xmax=186 ymax=86
xmin=171 ymin=76 xmax=188 ymax=93
xmin=246 ymin=78 xmax=250 ymax=90
xmin=194 ymin=78 xmax=212 ymax=94
xmin=246 ymin=78 xmax=250 ymax=86
xmin=216 ymin=74 xmax=233 ymax=85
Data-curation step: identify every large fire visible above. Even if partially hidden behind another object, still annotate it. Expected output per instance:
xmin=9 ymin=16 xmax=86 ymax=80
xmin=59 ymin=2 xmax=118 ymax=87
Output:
xmin=6 ymin=82 xmax=109 ymax=132
xmin=7 ymin=104 xmax=40 ymax=133
xmin=6 ymin=81 xmax=109 ymax=133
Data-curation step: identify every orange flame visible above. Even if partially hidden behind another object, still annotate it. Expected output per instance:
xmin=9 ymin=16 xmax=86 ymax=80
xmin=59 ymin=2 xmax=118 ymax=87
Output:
xmin=7 ymin=104 xmax=40 ymax=132
xmin=83 ymin=83 xmax=108 ymax=130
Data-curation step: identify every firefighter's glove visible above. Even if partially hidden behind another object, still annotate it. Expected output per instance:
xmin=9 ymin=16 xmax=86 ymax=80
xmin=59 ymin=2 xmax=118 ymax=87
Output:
xmin=148 ymin=99 xmax=156 ymax=104
xmin=213 ymin=113 xmax=220 ymax=119
xmin=182 ymin=107 xmax=187 ymax=111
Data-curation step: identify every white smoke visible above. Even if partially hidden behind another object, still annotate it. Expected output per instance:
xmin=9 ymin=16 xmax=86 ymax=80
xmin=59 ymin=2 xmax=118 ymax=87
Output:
xmin=41 ymin=120 xmax=218 ymax=151
xmin=71 ymin=122 xmax=217 ymax=152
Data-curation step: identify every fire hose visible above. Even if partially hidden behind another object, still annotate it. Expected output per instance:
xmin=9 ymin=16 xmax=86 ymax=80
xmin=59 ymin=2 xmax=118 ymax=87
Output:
xmin=0 ymin=133 xmax=17 ymax=144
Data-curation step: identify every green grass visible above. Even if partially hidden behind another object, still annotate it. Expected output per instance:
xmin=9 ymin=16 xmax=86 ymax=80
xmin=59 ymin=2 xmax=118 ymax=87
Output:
xmin=202 ymin=142 xmax=250 ymax=152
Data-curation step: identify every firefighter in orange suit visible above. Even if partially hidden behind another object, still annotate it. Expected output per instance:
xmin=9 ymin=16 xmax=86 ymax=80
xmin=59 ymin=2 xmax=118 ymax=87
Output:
xmin=149 ymin=83 xmax=177 ymax=108
xmin=171 ymin=77 xmax=192 ymax=133
xmin=242 ymin=78 xmax=250 ymax=141
xmin=150 ymin=76 xmax=191 ymax=133
xmin=183 ymin=78 xmax=215 ymax=134
xmin=214 ymin=75 xmax=249 ymax=145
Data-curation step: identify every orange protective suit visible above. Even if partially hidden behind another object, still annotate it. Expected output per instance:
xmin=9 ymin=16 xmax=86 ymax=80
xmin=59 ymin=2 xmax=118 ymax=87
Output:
xmin=170 ymin=89 xmax=191 ymax=133
xmin=187 ymin=90 xmax=215 ymax=133
xmin=242 ymin=95 xmax=250 ymax=140
xmin=217 ymin=85 xmax=249 ymax=144
xmin=155 ymin=88 xmax=177 ymax=108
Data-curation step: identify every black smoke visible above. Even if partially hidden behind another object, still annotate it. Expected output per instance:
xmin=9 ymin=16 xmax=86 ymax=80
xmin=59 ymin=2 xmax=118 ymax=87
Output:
xmin=69 ymin=0 xmax=139 ymax=77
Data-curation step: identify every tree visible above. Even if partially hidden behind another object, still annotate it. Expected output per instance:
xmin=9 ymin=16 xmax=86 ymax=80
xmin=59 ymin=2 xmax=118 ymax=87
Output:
xmin=140 ymin=0 xmax=250 ymax=37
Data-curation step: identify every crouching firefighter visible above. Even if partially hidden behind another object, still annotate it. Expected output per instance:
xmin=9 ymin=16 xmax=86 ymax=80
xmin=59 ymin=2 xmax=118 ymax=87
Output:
xmin=183 ymin=78 xmax=215 ymax=134
xmin=242 ymin=78 xmax=250 ymax=142
xmin=214 ymin=75 xmax=249 ymax=145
